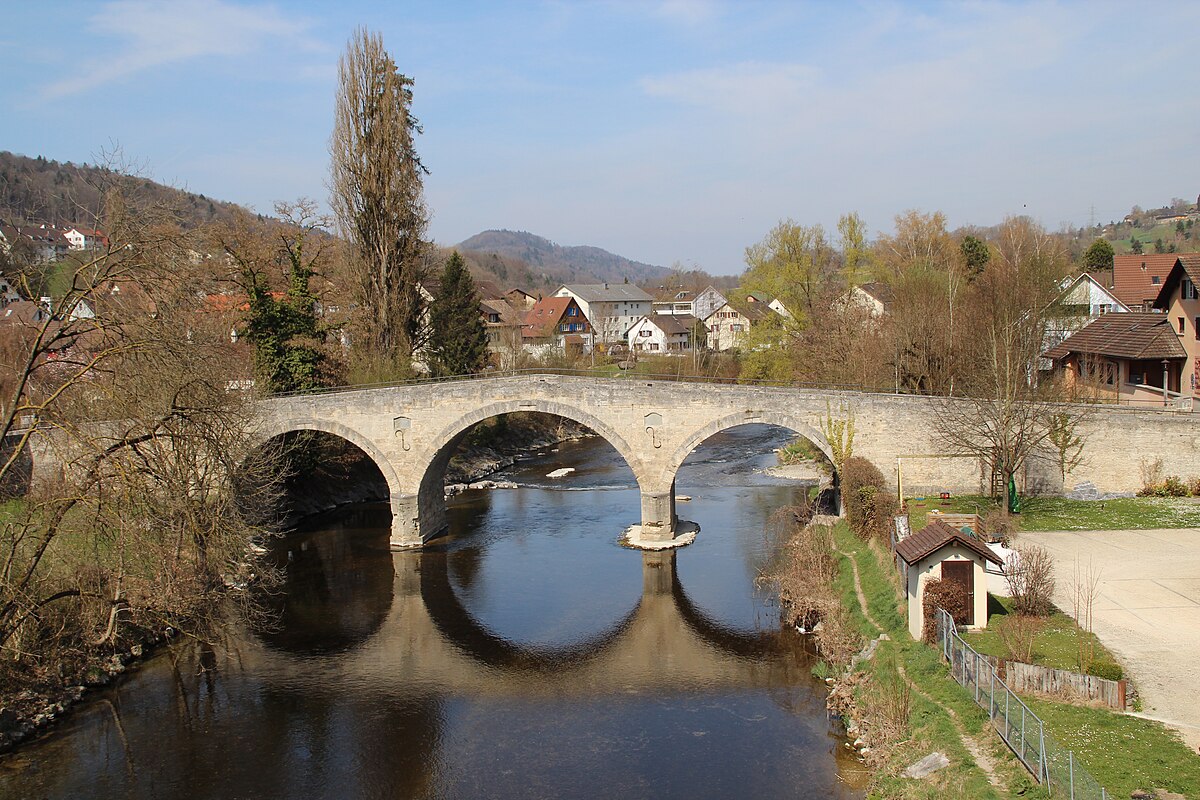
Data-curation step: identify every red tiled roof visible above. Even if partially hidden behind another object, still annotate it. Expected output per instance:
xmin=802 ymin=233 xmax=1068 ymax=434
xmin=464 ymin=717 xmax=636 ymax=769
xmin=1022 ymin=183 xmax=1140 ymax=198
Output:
xmin=1112 ymin=254 xmax=1179 ymax=308
xmin=1042 ymin=311 xmax=1186 ymax=361
xmin=894 ymin=519 xmax=1003 ymax=566
xmin=522 ymin=296 xmax=587 ymax=338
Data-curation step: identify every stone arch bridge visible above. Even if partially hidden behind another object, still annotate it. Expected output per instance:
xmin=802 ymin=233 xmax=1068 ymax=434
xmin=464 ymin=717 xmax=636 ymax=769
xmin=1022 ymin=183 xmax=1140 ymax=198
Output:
xmin=255 ymin=374 xmax=1200 ymax=548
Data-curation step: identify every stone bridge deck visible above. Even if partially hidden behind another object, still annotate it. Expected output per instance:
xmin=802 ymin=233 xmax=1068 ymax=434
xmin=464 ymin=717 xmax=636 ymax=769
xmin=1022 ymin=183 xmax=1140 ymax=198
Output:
xmin=255 ymin=373 xmax=1200 ymax=548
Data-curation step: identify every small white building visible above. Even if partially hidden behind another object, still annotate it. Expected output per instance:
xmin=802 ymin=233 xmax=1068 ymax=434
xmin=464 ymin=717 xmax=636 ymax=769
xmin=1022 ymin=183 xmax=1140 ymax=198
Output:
xmin=63 ymin=227 xmax=107 ymax=251
xmin=626 ymin=313 xmax=697 ymax=354
xmin=895 ymin=519 xmax=1003 ymax=640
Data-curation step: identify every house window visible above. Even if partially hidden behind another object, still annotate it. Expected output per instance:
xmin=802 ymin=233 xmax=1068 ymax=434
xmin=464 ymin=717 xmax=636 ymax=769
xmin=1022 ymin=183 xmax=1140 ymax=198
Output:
xmin=559 ymin=323 xmax=569 ymax=332
xmin=1152 ymin=276 xmax=1161 ymax=285
xmin=567 ymin=306 xmax=578 ymax=316
xmin=639 ymin=329 xmax=651 ymax=337
xmin=1195 ymin=317 xmax=1199 ymax=341
xmin=731 ymin=324 xmax=744 ymax=332
xmin=1185 ymin=279 xmax=1199 ymax=300
xmin=1179 ymin=317 xmax=1185 ymax=335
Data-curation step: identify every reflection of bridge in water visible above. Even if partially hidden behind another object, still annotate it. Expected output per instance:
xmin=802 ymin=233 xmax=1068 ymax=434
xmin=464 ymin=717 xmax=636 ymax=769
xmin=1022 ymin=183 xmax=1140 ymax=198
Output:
xmin=260 ymin=528 xmax=810 ymax=696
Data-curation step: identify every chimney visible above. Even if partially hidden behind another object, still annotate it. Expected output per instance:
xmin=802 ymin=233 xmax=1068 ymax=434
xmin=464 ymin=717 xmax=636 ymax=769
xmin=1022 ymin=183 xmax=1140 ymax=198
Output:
xmin=603 ymin=282 xmax=608 ymax=290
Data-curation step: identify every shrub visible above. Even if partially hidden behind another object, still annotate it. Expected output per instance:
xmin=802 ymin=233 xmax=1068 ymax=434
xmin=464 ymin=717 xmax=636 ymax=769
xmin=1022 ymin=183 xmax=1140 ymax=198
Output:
xmin=1138 ymin=457 xmax=1164 ymax=495
xmin=1004 ymin=544 xmax=1056 ymax=616
xmin=1188 ymin=476 xmax=1200 ymax=497
xmin=921 ymin=577 xmax=970 ymax=642
xmin=1162 ymin=475 xmax=1189 ymax=497
xmin=841 ymin=456 xmax=897 ymax=543
xmin=814 ymin=603 xmax=863 ymax=669
xmin=996 ymin=612 xmax=1044 ymax=663
xmin=1085 ymin=661 xmax=1124 ymax=681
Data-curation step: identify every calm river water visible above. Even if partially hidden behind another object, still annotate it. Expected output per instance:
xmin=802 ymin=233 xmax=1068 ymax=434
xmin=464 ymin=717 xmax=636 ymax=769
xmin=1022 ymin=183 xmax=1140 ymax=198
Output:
xmin=0 ymin=424 xmax=865 ymax=799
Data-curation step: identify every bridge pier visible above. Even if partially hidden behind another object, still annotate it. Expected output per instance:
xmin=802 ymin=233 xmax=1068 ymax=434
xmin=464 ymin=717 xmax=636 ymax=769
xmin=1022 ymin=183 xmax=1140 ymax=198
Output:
xmin=390 ymin=493 xmax=430 ymax=550
xmin=624 ymin=481 xmax=698 ymax=549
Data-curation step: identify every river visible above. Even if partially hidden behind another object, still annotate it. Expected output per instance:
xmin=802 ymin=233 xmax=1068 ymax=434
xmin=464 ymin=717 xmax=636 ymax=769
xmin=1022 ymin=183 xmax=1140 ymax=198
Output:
xmin=0 ymin=424 xmax=865 ymax=799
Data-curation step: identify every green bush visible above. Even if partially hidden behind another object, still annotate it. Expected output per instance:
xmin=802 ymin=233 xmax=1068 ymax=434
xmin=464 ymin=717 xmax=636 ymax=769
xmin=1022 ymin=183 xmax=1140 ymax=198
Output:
xmin=1085 ymin=661 xmax=1124 ymax=681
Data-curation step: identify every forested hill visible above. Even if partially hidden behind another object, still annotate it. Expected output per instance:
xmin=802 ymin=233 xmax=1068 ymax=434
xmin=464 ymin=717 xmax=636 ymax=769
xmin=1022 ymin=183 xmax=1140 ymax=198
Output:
xmin=457 ymin=229 xmax=669 ymax=286
xmin=0 ymin=151 xmax=246 ymax=229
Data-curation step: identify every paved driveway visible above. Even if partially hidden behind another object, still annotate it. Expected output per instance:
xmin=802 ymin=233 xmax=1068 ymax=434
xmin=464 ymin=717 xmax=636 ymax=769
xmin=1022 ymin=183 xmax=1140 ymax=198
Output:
xmin=1020 ymin=527 xmax=1200 ymax=749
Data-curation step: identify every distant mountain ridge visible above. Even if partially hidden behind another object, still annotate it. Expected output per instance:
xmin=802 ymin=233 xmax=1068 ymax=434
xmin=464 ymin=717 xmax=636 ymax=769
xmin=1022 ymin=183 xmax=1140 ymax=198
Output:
xmin=457 ymin=229 xmax=669 ymax=286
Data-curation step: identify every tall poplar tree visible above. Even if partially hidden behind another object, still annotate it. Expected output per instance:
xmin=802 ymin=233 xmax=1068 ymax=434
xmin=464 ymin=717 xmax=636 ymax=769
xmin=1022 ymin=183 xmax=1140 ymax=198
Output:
xmin=329 ymin=28 xmax=429 ymax=372
xmin=427 ymin=253 xmax=489 ymax=377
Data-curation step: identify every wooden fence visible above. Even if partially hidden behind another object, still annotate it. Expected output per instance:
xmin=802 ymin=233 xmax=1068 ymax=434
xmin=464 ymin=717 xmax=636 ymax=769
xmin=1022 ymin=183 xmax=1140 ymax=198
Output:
xmin=981 ymin=655 xmax=1127 ymax=710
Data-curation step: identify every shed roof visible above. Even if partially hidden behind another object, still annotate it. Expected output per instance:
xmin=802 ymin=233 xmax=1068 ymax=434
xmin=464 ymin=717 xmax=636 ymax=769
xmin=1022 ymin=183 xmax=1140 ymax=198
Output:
xmin=1042 ymin=311 xmax=1186 ymax=361
xmin=894 ymin=519 xmax=1003 ymax=566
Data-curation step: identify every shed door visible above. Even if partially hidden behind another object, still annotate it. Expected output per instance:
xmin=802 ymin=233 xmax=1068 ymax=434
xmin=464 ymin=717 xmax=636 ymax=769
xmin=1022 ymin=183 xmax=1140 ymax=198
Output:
xmin=941 ymin=560 xmax=974 ymax=626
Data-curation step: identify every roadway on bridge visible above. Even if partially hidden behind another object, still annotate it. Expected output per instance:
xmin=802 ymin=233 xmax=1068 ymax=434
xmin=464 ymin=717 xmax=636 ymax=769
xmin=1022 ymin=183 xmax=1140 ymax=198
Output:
xmin=1022 ymin=526 xmax=1200 ymax=749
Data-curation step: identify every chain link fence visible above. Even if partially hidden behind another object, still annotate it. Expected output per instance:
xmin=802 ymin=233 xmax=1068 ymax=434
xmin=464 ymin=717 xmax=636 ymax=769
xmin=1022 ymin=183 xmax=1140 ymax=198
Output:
xmin=936 ymin=608 xmax=1109 ymax=799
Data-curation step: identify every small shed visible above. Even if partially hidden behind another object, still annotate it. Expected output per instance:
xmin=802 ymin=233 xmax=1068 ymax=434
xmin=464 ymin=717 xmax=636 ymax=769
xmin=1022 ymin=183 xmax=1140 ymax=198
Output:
xmin=895 ymin=519 xmax=1004 ymax=640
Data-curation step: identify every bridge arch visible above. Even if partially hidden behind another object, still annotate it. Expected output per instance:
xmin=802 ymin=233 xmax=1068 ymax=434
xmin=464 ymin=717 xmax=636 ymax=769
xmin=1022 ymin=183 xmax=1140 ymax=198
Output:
xmin=410 ymin=399 xmax=649 ymax=543
xmin=248 ymin=417 xmax=405 ymax=529
xmin=661 ymin=412 xmax=834 ymax=491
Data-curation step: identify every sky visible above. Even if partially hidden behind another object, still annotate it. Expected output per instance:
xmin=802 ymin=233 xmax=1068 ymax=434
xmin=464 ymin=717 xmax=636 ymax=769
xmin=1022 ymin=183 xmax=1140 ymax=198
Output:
xmin=2 ymin=0 xmax=1198 ymax=274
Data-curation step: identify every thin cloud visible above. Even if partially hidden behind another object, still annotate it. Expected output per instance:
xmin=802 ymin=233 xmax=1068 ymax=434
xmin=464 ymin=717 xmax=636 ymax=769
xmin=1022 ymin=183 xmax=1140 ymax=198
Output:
xmin=42 ymin=0 xmax=322 ymax=99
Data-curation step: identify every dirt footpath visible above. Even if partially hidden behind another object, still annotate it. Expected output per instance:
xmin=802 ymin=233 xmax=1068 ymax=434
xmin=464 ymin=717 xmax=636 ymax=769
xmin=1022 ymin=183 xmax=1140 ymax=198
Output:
xmin=1020 ymin=528 xmax=1200 ymax=749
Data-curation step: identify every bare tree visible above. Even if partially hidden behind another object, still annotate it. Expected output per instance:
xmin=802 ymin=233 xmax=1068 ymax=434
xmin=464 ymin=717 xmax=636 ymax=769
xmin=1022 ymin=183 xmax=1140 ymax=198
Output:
xmin=934 ymin=217 xmax=1082 ymax=506
xmin=329 ymin=27 xmax=431 ymax=373
xmin=1067 ymin=558 xmax=1102 ymax=674
xmin=0 ymin=164 xmax=281 ymax=691
xmin=1004 ymin=544 xmax=1056 ymax=616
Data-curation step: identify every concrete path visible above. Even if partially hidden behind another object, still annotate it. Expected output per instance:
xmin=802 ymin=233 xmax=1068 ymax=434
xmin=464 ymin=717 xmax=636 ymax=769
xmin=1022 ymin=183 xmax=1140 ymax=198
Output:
xmin=1020 ymin=527 xmax=1200 ymax=750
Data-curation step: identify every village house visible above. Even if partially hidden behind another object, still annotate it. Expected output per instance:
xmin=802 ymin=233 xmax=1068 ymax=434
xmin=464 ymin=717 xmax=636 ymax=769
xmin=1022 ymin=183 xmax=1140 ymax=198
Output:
xmin=625 ymin=313 xmax=698 ymax=354
xmin=1110 ymin=253 xmax=1179 ymax=311
xmin=1044 ymin=255 xmax=1200 ymax=406
xmin=554 ymin=283 xmax=651 ymax=346
xmin=62 ymin=226 xmax=108 ymax=252
xmin=522 ymin=295 xmax=590 ymax=357
xmin=1151 ymin=254 xmax=1200 ymax=397
xmin=1042 ymin=311 xmax=1187 ymax=406
xmin=895 ymin=518 xmax=1003 ymax=640
xmin=704 ymin=297 xmax=767 ymax=351
xmin=844 ymin=282 xmax=893 ymax=319
xmin=745 ymin=291 xmax=792 ymax=319
xmin=1042 ymin=273 xmax=1129 ymax=357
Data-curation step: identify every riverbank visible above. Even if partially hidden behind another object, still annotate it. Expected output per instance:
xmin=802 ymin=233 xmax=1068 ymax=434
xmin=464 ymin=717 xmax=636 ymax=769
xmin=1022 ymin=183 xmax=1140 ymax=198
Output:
xmin=796 ymin=521 xmax=1029 ymax=797
xmin=0 ymin=625 xmax=176 ymax=754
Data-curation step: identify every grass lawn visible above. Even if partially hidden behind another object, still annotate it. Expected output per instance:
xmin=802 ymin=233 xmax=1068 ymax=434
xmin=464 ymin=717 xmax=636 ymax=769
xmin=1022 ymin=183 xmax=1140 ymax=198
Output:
xmin=1026 ymin=698 xmax=1200 ymax=799
xmin=908 ymin=494 xmax=1200 ymax=531
xmin=960 ymin=595 xmax=1123 ymax=679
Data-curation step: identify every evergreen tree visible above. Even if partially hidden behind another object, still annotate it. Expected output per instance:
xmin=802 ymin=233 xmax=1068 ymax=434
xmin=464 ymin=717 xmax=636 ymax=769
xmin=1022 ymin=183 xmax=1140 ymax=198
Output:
xmin=959 ymin=234 xmax=990 ymax=280
xmin=1130 ymin=235 xmax=1143 ymax=255
xmin=1081 ymin=238 xmax=1114 ymax=272
xmin=427 ymin=252 xmax=488 ymax=377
